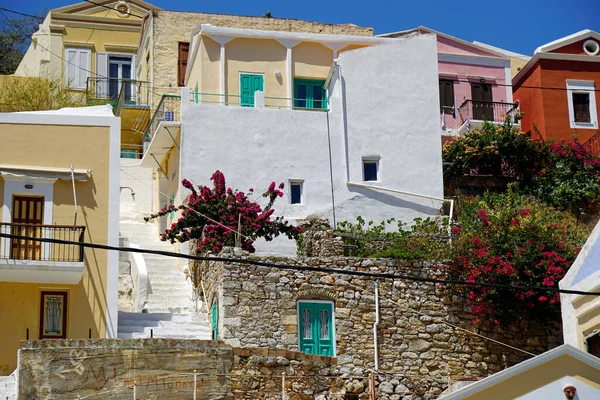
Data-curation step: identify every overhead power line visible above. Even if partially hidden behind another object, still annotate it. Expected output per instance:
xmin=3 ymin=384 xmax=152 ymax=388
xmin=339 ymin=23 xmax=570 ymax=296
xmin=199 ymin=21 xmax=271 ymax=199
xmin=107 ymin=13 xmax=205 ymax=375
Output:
xmin=82 ymin=0 xmax=144 ymax=18
xmin=0 ymin=7 xmax=44 ymax=20
xmin=1 ymin=231 xmax=598 ymax=297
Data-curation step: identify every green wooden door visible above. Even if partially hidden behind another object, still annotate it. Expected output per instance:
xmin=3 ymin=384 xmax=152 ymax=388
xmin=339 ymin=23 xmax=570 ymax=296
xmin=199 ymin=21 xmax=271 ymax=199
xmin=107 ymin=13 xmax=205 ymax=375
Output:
xmin=240 ymin=74 xmax=264 ymax=107
xmin=298 ymin=302 xmax=334 ymax=356
xmin=211 ymin=303 xmax=218 ymax=340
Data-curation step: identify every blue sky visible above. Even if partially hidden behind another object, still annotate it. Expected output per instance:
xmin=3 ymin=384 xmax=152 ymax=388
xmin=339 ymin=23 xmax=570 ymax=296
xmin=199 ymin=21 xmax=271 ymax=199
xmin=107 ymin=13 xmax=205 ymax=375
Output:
xmin=12 ymin=0 xmax=600 ymax=55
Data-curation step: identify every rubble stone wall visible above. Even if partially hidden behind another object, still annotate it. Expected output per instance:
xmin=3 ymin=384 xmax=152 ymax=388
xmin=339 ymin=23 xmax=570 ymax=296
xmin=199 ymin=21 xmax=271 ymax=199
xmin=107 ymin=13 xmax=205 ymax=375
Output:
xmin=17 ymin=339 xmax=343 ymax=399
xmin=201 ymin=249 xmax=562 ymax=399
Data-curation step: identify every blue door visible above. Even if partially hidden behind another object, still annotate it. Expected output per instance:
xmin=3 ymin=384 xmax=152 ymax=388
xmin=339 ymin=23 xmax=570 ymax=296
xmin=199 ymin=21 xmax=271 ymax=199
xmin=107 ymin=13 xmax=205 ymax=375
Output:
xmin=211 ymin=303 xmax=218 ymax=340
xmin=240 ymin=74 xmax=264 ymax=107
xmin=298 ymin=302 xmax=334 ymax=356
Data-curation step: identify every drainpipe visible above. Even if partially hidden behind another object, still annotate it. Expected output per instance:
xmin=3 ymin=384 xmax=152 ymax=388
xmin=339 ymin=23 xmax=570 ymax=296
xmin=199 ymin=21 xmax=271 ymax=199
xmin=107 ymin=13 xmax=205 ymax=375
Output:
xmin=70 ymin=163 xmax=78 ymax=227
xmin=373 ymin=281 xmax=380 ymax=371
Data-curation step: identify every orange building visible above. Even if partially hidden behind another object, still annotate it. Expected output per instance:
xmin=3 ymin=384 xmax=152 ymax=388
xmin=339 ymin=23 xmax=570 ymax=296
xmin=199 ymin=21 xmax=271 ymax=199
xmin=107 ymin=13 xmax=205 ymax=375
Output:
xmin=513 ymin=30 xmax=600 ymax=145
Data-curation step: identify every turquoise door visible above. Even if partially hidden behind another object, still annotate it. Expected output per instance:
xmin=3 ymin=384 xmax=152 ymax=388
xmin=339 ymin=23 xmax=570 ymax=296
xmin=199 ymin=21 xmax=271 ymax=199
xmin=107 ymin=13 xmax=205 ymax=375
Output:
xmin=298 ymin=302 xmax=334 ymax=356
xmin=240 ymin=74 xmax=264 ymax=107
xmin=211 ymin=303 xmax=218 ymax=340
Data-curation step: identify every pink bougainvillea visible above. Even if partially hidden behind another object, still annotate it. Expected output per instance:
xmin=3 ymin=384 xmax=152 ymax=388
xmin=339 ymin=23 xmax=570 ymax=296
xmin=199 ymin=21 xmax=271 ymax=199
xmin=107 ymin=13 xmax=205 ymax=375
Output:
xmin=145 ymin=170 xmax=302 ymax=254
xmin=447 ymin=192 xmax=584 ymax=326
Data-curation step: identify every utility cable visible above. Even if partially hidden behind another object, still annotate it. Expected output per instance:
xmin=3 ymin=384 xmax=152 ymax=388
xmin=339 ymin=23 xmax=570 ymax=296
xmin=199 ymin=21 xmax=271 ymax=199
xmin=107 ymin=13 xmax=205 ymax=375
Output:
xmin=82 ymin=0 xmax=145 ymax=18
xmin=0 ymin=7 xmax=44 ymax=20
xmin=1 ymin=231 xmax=599 ymax=297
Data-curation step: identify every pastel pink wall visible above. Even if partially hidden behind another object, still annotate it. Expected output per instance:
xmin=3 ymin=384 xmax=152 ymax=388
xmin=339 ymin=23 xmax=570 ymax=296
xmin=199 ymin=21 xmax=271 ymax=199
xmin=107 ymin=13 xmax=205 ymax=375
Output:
xmin=432 ymin=33 xmax=510 ymax=131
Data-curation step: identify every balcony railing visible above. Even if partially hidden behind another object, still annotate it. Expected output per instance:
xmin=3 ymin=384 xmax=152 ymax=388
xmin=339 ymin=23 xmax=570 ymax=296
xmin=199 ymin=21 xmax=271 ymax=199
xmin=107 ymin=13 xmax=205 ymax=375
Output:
xmin=189 ymin=90 xmax=329 ymax=111
xmin=142 ymin=94 xmax=181 ymax=155
xmin=457 ymin=100 xmax=519 ymax=125
xmin=583 ymin=131 xmax=600 ymax=155
xmin=0 ymin=223 xmax=86 ymax=262
xmin=86 ymin=77 xmax=151 ymax=107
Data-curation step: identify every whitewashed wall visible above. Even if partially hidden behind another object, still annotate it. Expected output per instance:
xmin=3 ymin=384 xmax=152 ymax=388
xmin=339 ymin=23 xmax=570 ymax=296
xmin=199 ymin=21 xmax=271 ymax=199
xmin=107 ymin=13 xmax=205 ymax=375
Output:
xmin=179 ymin=34 xmax=444 ymax=255
xmin=119 ymin=158 xmax=154 ymax=220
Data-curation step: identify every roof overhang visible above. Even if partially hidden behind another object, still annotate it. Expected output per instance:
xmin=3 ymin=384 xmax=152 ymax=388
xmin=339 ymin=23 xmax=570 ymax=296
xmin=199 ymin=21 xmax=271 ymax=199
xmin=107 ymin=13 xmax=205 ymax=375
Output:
xmin=512 ymin=52 xmax=600 ymax=87
xmin=140 ymin=121 xmax=181 ymax=168
xmin=439 ymin=344 xmax=600 ymax=400
xmin=199 ymin=24 xmax=389 ymax=46
xmin=0 ymin=165 xmax=91 ymax=181
xmin=535 ymin=29 xmax=600 ymax=54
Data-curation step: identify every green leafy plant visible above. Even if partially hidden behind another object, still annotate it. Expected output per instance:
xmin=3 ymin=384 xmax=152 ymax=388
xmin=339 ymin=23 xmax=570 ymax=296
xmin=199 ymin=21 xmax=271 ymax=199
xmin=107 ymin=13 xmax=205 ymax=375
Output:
xmin=447 ymin=190 xmax=587 ymax=325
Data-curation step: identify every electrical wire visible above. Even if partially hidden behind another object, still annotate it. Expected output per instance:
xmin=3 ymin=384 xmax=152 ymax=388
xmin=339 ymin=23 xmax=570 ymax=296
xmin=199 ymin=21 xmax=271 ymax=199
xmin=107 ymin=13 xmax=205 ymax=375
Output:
xmin=0 ymin=7 xmax=44 ymax=20
xmin=82 ymin=0 xmax=145 ymax=19
xmin=1 ymin=231 xmax=598 ymax=297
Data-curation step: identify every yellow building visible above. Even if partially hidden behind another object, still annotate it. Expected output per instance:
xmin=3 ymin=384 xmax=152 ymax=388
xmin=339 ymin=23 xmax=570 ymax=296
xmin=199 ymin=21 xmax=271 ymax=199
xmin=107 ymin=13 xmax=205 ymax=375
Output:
xmin=439 ymin=344 xmax=600 ymax=399
xmin=0 ymin=105 xmax=120 ymax=375
xmin=15 ymin=0 xmax=158 ymax=158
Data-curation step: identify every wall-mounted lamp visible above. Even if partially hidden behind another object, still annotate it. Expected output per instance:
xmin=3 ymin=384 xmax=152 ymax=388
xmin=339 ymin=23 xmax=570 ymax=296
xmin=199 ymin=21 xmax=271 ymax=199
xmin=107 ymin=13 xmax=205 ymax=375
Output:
xmin=563 ymin=384 xmax=576 ymax=400
xmin=479 ymin=77 xmax=486 ymax=83
xmin=274 ymin=71 xmax=282 ymax=78
xmin=24 ymin=184 xmax=34 ymax=190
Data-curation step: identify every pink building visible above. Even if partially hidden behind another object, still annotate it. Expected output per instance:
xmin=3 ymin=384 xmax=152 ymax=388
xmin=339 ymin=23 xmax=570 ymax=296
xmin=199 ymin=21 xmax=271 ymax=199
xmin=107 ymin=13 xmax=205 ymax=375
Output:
xmin=381 ymin=27 xmax=517 ymax=138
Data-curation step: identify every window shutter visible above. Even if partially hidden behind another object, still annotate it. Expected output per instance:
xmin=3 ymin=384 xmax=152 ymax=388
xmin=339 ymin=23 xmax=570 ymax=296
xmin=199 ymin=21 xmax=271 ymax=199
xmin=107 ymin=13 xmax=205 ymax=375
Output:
xmin=66 ymin=49 xmax=78 ymax=88
xmin=95 ymin=52 xmax=108 ymax=97
xmin=178 ymin=42 xmax=189 ymax=87
xmin=78 ymin=50 xmax=90 ymax=89
xmin=573 ymin=93 xmax=591 ymax=123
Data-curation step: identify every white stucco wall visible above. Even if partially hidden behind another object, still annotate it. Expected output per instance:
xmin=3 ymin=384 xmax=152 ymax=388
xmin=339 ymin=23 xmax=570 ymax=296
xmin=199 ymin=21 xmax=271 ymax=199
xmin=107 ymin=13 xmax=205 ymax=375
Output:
xmin=178 ymin=33 xmax=444 ymax=255
xmin=119 ymin=158 xmax=154 ymax=220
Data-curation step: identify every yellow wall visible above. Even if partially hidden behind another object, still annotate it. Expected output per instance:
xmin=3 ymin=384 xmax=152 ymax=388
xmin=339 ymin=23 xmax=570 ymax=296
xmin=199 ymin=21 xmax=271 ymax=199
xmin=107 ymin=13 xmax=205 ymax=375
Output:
xmin=339 ymin=43 xmax=371 ymax=55
xmin=292 ymin=42 xmax=333 ymax=79
xmin=225 ymin=38 xmax=286 ymax=104
xmin=191 ymin=36 xmax=377 ymax=107
xmin=510 ymin=57 xmax=529 ymax=79
xmin=462 ymin=354 xmax=600 ymax=399
xmin=572 ymin=292 xmax=600 ymax=348
xmin=0 ymin=123 xmax=111 ymax=374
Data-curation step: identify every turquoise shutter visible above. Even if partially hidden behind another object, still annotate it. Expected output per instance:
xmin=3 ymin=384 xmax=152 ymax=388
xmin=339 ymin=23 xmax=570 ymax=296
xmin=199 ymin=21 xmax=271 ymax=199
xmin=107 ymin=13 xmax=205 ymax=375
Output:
xmin=211 ymin=303 xmax=218 ymax=340
xmin=298 ymin=302 xmax=334 ymax=356
xmin=293 ymin=79 xmax=327 ymax=110
xmin=240 ymin=74 xmax=263 ymax=107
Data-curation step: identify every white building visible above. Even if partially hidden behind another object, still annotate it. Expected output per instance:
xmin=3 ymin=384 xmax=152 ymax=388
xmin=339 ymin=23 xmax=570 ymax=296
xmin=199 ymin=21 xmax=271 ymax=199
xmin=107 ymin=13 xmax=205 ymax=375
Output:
xmin=141 ymin=28 xmax=445 ymax=255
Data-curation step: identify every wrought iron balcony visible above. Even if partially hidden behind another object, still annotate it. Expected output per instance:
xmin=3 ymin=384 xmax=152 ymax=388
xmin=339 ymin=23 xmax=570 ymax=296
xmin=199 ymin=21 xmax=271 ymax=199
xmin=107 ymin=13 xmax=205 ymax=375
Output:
xmin=457 ymin=100 xmax=520 ymax=125
xmin=142 ymin=94 xmax=181 ymax=158
xmin=86 ymin=77 xmax=150 ymax=106
xmin=0 ymin=223 xmax=86 ymax=262
xmin=0 ymin=223 xmax=86 ymax=284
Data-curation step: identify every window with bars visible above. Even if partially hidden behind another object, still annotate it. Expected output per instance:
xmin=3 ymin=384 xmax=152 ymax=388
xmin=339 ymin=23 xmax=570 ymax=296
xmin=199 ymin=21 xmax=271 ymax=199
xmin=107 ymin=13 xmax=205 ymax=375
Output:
xmin=64 ymin=48 xmax=90 ymax=90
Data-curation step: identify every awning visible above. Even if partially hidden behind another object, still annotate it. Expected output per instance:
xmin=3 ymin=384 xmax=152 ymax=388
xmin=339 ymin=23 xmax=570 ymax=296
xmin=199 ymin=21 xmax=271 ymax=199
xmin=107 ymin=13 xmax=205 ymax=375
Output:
xmin=0 ymin=164 xmax=91 ymax=181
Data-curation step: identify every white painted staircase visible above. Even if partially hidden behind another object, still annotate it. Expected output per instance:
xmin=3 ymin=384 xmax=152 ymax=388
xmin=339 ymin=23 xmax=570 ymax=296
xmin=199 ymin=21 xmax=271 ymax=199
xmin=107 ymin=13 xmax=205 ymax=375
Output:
xmin=117 ymin=220 xmax=211 ymax=340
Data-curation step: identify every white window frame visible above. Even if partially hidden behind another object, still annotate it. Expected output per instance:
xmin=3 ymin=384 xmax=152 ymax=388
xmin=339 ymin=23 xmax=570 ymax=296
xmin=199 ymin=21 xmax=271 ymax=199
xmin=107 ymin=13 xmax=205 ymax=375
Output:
xmin=64 ymin=48 xmax=91 ymax=90
xmin=289 ymin=179 xmax=304 ymax=205
xmin=566 ymin=80 xmax=598 ymax=129
xmin=362 ymin=157 xmax=381 ymax=182
xmin=296 ymin=299 xmax=336 ymax=357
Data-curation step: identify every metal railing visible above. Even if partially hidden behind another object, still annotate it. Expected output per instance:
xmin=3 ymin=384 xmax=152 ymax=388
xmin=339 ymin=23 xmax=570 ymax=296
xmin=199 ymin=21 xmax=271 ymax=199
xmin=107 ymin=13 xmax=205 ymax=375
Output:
xmin=189 ymin=90 xmax=329 ymax=111
xmin=0 ymin=223 xmax=86 ymax=262
xmin=583 ymin=130 xmax=600 ymax=155
xmin=142 ymin=94 xmax=181 ymax=154
xmin=457 ymin=100 xmax=519 ymax=125
xmin=86 ymin=77 xmax=151 ymax=107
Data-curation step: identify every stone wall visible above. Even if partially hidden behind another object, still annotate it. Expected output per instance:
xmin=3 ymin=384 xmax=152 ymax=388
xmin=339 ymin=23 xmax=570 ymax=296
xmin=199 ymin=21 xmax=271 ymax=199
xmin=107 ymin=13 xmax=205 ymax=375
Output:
xmin=17 ymin=339 xmax=346 ymax=399
xmin=201 ymin=250 xmax=563 ymax=399
xmin=150 ymin=10 xmax=374 ymax=107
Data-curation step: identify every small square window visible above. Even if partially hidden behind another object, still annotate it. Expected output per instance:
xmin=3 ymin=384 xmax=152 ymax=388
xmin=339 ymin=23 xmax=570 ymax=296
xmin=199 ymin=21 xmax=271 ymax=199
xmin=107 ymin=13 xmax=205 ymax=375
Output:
xmin=290 ymin=181 xmax=303 ymax=204
xmin=573 ymin=93 xmax=591 ymax=123
xmin=363 ymin=159 xmax=379 ymax=182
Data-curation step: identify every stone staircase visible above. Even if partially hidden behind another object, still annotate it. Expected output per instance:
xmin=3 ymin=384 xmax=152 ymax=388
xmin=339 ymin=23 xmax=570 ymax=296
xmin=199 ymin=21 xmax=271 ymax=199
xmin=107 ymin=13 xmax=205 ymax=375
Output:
xmin=118 ymin=220 xmax=211 ymax=340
